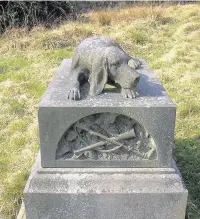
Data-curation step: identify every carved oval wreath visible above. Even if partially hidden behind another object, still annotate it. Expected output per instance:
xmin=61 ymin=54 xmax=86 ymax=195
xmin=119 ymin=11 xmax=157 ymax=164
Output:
xmin=56 ymin=113 xmax=157 ymax=161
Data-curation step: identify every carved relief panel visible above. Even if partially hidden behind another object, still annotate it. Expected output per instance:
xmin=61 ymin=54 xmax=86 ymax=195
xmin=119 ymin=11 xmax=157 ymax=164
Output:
xmin=56 ymin=113 xmax=157 ymax=161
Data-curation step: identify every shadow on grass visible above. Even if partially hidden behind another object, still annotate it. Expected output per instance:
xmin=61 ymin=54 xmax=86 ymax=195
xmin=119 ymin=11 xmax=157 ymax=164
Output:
xmin=174 ymin=138 xmax=200 ymax=219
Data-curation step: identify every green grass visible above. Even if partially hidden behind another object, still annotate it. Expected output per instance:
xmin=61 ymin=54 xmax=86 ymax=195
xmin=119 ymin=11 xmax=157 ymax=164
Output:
xmin=0 ymin=4 xmax=200 ymax=219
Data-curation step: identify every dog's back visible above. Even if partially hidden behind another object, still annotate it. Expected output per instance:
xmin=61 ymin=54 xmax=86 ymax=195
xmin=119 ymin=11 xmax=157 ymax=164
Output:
xmin=71 ymin=37 xmax=123 ymax=70
xmin=76 ymin=36 xmax=122 ymax=51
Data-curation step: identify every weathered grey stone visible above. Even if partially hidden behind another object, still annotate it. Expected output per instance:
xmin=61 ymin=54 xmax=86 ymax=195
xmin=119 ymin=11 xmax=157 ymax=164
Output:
xmin=24 ymin=154 xmax=188 ymax=219
xmin=68 ymin=37 xmax=140 ymax=100
xmin=39 ymin=59 xmax=176 ymax=168
xmin=24 ymin=52 xmax=188 ymax=219
xmin=56 ymin=112 xmax=157 ymax=161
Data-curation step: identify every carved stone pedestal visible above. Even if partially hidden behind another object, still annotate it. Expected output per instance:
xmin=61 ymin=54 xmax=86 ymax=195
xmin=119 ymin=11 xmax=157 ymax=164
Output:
xmin=24 ymin=59 xmax=188 ymax=219
xmin=38 ymin=59 xmax=176 ymax=168
xmin=24 ymin=155 xmax=187 ymax=219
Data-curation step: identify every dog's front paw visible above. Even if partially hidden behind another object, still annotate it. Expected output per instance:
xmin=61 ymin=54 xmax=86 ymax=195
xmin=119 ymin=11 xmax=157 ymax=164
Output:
xmin=121 ymin=88 xmax=138 ymax=99
xmin=67 ymin=87 xmax=80 ymax=100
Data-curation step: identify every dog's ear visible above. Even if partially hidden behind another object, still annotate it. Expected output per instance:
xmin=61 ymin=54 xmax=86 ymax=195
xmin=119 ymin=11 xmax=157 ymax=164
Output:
xmin=89 ymin=57 xmax=108 ymax=96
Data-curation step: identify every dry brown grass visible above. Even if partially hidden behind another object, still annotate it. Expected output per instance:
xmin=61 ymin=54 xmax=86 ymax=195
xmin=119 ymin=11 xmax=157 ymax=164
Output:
xmin=88 ymin=6 xmax=170 ymax=26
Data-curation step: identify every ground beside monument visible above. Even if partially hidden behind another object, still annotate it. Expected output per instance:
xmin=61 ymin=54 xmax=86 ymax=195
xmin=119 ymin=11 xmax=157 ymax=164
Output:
xmin=0 ymin=4 xmax=200 ymax=219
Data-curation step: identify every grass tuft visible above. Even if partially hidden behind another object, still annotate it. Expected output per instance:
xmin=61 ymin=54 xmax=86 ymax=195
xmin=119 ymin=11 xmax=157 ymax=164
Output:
xmin=8 ymin=100 xmax=27 ymax=116
xmin=179 ymin=103 xmax=200 ymax=119
xmin=90 ymin=11 xmax=112 ymax=26
xmin=184 ymin=23 xmax=200 ymax=34
xmin=10 ymin=119 xmax=29 ymax=134
xmin=128 ymin=29 xmax=148 ymax=45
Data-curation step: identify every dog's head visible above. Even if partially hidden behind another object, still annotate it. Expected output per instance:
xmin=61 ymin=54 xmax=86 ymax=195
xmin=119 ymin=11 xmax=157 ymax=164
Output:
xmin=89 ymin=46 xmax=140 ymax=96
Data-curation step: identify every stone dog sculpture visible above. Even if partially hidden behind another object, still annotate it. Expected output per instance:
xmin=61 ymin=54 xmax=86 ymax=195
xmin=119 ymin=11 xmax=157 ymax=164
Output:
xmin=68 ymin=36 xmax=141 ymax=100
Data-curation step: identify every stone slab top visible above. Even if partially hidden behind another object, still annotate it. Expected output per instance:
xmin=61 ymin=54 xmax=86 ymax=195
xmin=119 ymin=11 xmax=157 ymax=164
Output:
xmin=25 ymin=154 xmax=187 ymax=194
xmin=39 ymin=59 xmax=176 ymax=108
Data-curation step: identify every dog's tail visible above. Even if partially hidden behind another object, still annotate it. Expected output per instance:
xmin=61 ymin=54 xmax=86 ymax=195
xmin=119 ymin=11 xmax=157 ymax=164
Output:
xmin=128 ymin=58 xmax=141 ymax=69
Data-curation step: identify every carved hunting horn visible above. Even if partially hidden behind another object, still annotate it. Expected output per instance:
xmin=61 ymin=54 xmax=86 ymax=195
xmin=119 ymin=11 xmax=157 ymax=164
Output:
xmin=74 ymin=125 xmax=144 ymax=158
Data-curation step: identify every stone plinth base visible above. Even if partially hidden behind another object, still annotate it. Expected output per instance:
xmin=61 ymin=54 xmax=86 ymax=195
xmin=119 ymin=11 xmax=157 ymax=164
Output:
xmin=24 ymin=155 xmax=187 ymax=219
